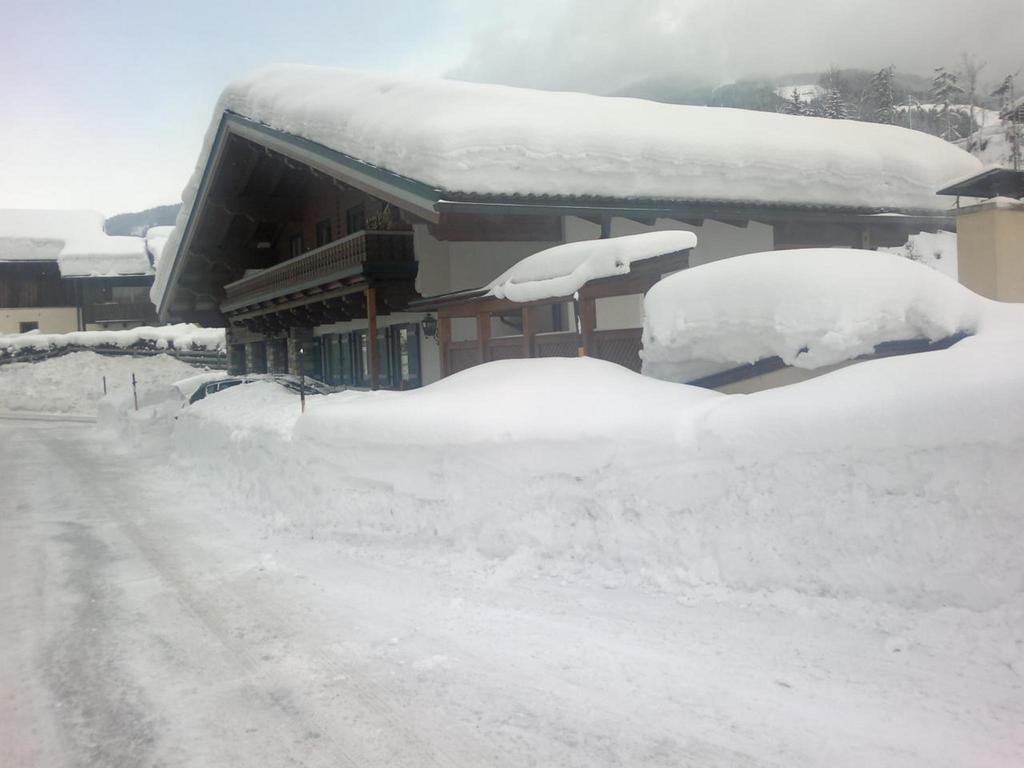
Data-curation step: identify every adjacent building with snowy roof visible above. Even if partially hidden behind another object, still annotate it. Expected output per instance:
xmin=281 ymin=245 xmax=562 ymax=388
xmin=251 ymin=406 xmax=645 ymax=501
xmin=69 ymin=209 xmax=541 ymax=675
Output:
xmin=0 ymin=209 xmax=157 ymax=334
xmin=154 ymin=64 xmax=982 ymax=386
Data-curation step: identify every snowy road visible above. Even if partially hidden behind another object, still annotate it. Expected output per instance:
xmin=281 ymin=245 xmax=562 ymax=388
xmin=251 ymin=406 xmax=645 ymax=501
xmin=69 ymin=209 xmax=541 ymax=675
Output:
xmin=1 ymin=418 xmax=1020 ymax=767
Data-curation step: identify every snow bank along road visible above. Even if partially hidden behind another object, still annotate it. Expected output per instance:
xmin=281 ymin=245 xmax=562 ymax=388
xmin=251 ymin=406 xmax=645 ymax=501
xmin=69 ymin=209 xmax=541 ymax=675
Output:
xmin=2 ymin=417 xmax=1021 ymax=767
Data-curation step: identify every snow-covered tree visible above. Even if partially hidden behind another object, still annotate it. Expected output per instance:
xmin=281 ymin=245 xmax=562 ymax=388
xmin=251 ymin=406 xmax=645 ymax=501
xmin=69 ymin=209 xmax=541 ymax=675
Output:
xmin=866 ymin=66 xmax=897 ymax=124
xmin=958 ymin=53 xmax=986 ymax=141
xmin=817 ymin=68 xmax=850 ymax=120
xmin=782 ymin=88 xmax=806 ymax=116
xmin=993 ymin=75 xmax=1022 ymax=171
xmin=931 ymin=67 xmax=965 ymax=140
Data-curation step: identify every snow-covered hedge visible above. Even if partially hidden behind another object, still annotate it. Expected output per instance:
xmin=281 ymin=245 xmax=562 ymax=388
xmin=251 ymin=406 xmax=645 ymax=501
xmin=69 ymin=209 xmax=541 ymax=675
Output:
xmin=1 ymin=324 xmax=226 ymax=360
xmin=641 ymin=248 xmax=982 ymax=384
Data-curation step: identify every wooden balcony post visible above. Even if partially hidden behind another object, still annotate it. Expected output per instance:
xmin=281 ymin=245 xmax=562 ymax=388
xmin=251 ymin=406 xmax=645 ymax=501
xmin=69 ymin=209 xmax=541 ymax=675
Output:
xmin=579 ymin=294 xmax=597 ymax=357
xmin=521 ymin=304 xmax=538 ymax=359
xmin=366 ymin=285 xmax=379 ymax=389
xmin=438 ymin=315 xmax=451 ymax=378
xmin=477 ymin=311 xmax=491 ymax=364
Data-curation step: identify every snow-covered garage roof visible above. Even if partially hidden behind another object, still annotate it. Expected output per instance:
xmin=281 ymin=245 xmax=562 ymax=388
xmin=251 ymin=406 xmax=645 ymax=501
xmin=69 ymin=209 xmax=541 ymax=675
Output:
xmin=0 ymin=209 xmax=153 ymax=278
xmin=155 ymin=64 xmax=982 ymax=309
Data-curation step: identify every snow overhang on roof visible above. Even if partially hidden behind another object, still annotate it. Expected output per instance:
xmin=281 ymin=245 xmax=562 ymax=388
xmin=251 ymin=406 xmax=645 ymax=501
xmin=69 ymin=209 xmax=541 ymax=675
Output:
xmin=0 ymin=208 xmax=154 ymax=278
xmin=154 ymin=63 xmax=983 ymax=313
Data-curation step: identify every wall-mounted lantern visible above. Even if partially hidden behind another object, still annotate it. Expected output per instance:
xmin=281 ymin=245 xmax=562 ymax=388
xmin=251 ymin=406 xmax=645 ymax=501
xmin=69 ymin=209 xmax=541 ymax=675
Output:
xmin=421 ymin=314 xmax=438 ymax=339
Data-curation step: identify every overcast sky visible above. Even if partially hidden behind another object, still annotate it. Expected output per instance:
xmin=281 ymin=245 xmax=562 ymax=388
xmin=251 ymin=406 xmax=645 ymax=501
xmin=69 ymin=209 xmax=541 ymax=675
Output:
xmin=0 ymin=0 xmax=1019 ymax=216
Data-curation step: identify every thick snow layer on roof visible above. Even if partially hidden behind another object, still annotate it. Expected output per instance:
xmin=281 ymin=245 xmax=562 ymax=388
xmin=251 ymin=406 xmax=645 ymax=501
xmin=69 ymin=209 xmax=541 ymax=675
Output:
xmin=641 ymin=248 xmax=982 ymax=383
xmin=487 ymin=231 xmax=696 ymax=302
xmin=58 ymin=236 xmax=152 ymax=278
xmin=879 ymin=230 xmax=958 ymax=279
xmin=153 ymin=64 xmax=982 ymax=307
xmin=0 ymin=208 xmax=153 ymax=277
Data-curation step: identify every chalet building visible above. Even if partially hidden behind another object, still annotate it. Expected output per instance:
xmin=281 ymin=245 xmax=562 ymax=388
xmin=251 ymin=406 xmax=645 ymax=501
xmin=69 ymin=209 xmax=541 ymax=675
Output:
xmin=938 ymin=167 xmax=1024 ymax=302
xmin=0 ymin=210 xmax=158 ymax=334
xmin=153 ymin=65 xmax=983 ymax=387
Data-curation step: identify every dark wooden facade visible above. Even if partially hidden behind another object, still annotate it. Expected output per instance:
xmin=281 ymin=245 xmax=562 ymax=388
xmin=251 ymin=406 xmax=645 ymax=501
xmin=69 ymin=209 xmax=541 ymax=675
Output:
xmin=424 ymin=249 xmax=689 ymax=377
xmin=0 ymin=263 xmax=156 ymax=330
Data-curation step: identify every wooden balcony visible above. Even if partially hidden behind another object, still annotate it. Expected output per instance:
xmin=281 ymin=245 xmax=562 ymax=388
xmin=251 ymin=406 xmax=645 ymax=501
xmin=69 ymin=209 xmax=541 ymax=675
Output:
xmin=222 ymin=230 xmax=416 ymax=313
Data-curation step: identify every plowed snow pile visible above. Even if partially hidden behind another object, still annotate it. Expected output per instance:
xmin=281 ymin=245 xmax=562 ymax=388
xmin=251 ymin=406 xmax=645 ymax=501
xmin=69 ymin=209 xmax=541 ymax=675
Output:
xmin=0 ymin=351 xmax=201 ymax=415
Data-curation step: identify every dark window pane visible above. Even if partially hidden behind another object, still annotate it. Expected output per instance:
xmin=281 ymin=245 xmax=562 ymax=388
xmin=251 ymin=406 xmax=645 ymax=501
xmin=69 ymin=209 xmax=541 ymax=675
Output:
xmin=315 ymin=219 xmax=332 ymax=247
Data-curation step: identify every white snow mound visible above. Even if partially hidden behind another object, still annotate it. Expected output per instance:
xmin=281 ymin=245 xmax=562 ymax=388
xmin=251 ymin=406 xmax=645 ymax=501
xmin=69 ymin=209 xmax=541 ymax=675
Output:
xmin=642 ymin=248 xmax=982 ymax=382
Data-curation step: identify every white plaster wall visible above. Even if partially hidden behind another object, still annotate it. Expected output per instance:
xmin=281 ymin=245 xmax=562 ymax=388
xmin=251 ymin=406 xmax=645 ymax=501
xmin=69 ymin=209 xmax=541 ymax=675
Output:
xmin=413 ymin=224 xmax=562 ymax=296
xmin=0 ymin=307 xmax=79 ymax=334
xmin=595 ymin=294 xmax=644 ymax=330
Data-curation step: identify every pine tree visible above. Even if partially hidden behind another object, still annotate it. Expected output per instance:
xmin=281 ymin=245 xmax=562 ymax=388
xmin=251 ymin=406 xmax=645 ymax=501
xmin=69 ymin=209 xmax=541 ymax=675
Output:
xmin=992 ymin=75 xmax=1015 ymax=110
xmin=931 ymin=67 xmax=965 ymax=140
xmin=783 ymin=88 xmax=805 ymax=116
xmin=993 ymin=75 xmax=1021 ymax=170
xmin=818 ymin=68 xmax=850 ymax=120
xmin=868 ymin=66 xmax=897 ymax=124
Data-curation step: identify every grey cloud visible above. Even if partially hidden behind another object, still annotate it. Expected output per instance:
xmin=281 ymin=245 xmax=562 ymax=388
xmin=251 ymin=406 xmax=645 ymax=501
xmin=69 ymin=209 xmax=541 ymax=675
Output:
xmin=450 ymin=0 xmax=1023 ymax=93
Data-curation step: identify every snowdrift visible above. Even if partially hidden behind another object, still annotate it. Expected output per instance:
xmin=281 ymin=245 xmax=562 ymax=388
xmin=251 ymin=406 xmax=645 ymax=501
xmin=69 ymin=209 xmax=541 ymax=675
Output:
xmin=0 ymin=351 xmax=204 ymax=415
xmin=104 ymin=291 xmax=1024 ymax=612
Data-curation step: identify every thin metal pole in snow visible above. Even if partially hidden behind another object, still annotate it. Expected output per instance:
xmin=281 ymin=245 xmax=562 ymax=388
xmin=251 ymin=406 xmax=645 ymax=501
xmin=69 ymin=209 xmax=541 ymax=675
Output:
xmin=132 ymin=373 xmax=138 ymax=412
xmin=102 ymin=375 xmax=107 ymax=395
xmin=299 ymin=347 xmax=306 ymax=414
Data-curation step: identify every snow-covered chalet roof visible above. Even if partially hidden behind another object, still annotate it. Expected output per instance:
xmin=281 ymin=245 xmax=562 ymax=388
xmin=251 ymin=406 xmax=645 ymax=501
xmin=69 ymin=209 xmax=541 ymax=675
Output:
xmin=154 ymin=64 xmax=982 ymax=309
xmin=0 ymin=209 xmax=153 ymax=278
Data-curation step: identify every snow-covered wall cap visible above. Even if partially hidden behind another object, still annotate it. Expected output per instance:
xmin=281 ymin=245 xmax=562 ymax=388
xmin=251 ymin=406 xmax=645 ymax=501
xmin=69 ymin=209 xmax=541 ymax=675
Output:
xmin=488 ymin=231 xmax=697 ymax=303
xmin=152 ymin=64 xmax=982 ymax=309
xmin=641 ymin=248 xmax=984 ymax=381
xmin=0 ymin=208 xmax=153 ymax=277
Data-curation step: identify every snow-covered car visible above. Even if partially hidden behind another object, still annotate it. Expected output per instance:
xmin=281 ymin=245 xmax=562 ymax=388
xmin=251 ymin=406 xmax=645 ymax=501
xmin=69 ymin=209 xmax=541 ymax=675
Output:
xmin=186 ymin=373 xmax=334 ymax=405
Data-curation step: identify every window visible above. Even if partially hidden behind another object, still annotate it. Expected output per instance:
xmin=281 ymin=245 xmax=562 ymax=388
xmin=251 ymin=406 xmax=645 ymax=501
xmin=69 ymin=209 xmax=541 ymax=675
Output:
xmin=19 ymin=321 xmax=38 ymax=333
xmin=289 ymin=233 xmax=304 ymax=258
xmin=346 ymin=204 xmax=366 ymax=235
xmin=111 ymin=286 xmax=150 ymax=303
xmin=315 ymin=219 xmax=332 ymax=247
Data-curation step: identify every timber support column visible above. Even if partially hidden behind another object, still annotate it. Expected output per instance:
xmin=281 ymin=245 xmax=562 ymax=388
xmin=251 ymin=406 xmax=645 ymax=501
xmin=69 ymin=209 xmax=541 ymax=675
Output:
xmin=438 ymin=315 xmax=451 ymax=378
xmin=579 ymin=295 xmax=597 ymax=356
xmin=521 ymin=304 xmax=538 ymax=359
xmin=366 ymin=286 xmax=379 ymax=389
xmin=476 ymin=311 xmax=491 ymax=364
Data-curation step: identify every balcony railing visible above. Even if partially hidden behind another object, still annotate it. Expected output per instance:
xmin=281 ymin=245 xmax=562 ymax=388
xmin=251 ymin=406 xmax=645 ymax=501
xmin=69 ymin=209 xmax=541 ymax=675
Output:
xmin=222 ymin=230 xmax=415 ymax=311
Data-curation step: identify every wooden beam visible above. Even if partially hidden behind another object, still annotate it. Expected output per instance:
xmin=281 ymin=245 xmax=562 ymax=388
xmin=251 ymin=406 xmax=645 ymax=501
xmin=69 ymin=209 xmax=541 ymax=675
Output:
xmin=438 ymin=315 xmax=451 ymax=378
xmin=521 ymin=303 xmax=538 ymax=359
xmin=666 ymin=216 xmax=704 ymax=228
xmin=366 ymin=286 xmax=379 ymax=389
xmin=579 ymin=296 xmax=597 ymax=356
xmin=476 ymin=311 xmax=491 ymax=365
xmin=207 ymin=192 xmax=304 ymax=222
